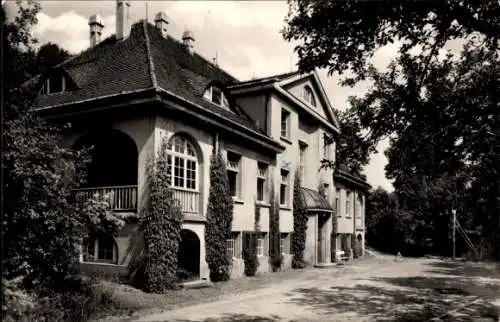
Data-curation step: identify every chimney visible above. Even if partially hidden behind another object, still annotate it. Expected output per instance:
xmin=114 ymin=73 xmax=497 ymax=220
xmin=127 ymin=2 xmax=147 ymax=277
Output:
xmin=182 ymin=30 xmax=195 ymax=54
xmin=154 ymin=12 xmax=169 ymax=38
xmin=88 ymin=14 xmax=104 ymax=47
xmin=116 ymin=0 xmax=130 ymax=39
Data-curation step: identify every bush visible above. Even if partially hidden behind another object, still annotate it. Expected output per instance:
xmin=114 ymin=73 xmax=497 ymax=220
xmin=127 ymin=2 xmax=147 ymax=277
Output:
xmin=205 ymin=149 xmax=234 ymax=282
xmin=243 ymin=203 xmax=261 ymax=276
xmin=129 ymin=136 xmax=183 ymax=293
xmin=269 ymin=185 xmax=282 ymax=272
xmin=292 ymin=170 xmax=308 ymax=268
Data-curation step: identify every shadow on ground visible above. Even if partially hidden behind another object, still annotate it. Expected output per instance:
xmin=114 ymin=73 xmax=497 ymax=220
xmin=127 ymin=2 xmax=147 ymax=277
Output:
xmin=165 ymin=313 xmax=283 ymax=322
xmin=424 ymin=260 xmax=500 ymax=279
xmin=286 ymin=272 xmax=499 ymax=322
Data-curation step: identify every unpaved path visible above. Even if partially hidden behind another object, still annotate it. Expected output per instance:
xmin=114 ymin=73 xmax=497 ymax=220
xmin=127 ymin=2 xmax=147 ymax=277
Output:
xmin=132 ymin=256 xmax=500 ymax=322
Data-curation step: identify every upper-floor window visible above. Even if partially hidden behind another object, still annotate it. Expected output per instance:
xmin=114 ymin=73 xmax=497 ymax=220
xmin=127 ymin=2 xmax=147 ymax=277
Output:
xmin=167 ymin=135 xmax=198 ymax=191
xmin=281 ymin=108 xmax=290 ymax=139
xmin=280 ymin=168 xmax=290 ymax=206
xmin=227 ymin=151 xmax=242 ymax=198
xmin=203 ymin=86 xmax=230 ymax=109
xmin=39 ymin=75 xmax=66 ymax=95
xmin=335 ymin=188 xmax=341 ymax=216
xmin=346 ymin=190 xmax=352 ymax=218
xmin=256 ymin=162 xmax=268 ymax=202
xmin=303 ymin=85 xmax=316 ymax=107
xmin=299 ymin=142 xmax=307 ymax=181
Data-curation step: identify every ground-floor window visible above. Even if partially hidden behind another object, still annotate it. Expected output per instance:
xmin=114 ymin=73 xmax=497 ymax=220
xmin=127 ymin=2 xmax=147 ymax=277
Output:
xmin=82 ymin=233 xmax=118 ymax=264
xmin=226 ymin=232 xmax=242 ymax=259
xmin=280 ymin=233 xmax=291 ymax=254
xmin=257 ymin=236 xmax=264 ymax=256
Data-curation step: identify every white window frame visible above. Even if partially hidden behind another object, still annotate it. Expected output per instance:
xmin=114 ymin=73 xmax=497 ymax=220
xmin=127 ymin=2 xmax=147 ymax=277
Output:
xmin=226 ymin=238 xmax=235 ymax=259
xmin=82 ymin=234 xmax=118 ymax=264
xmin=39 ymin=75 xmax=66 ymax=95
xmin=303 ymin=85 xmax=316 ymax=107
xmin=346 ymin=190 xmax=352 ymax=218
xmin=203 ymin=86 xmax=230 ymax=109
xmin=280 ymin=108 xmax=290 ymax=139
xmin=227 ymin=151 xmax=242 ymax=198
xmin=256 ymin=162 xmax=268 ymax=202
xmin=299 ymin=142 xmax=307 ymax=180
xmin=336 ymin=188 xmax=341 ymax=216
xmin=167 ymin=136 xmax=199 ymax=191
xmin=257 ymin=237 xmax=264 ymax=256
xmin=280 ymin=168 xmax=290 ymax=206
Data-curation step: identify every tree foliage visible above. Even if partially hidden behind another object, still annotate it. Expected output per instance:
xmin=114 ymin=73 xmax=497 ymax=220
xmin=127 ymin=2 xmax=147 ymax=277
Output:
xmin=282 ymin=0 xmax=499 ymax=79
xmin=283 ymin=0 xmax=500 ymax=259
xmin=205 ymin=149 xmax=234 ymax=282
xmin=131 ymin=136 xmax=183 ymax=293
xmin=291 ymin=170 xmax=307 ymax=268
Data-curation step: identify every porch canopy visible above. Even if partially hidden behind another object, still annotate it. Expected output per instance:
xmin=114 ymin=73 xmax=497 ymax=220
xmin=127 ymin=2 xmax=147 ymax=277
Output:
xmin=300 ymin=187 xmax=334 ymax=213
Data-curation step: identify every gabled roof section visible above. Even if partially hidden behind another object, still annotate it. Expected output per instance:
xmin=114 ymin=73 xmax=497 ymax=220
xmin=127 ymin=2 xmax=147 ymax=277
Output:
xmin=277 ymin=71 xmax=341 ymax=131
xmin=228 ymin=71 xmax=301 ymax=90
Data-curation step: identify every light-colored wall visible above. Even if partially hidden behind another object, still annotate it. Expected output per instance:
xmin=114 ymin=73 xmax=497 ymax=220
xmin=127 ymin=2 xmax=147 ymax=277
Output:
xmin=284 ymin=78 xmax=330 ymax=122
xmin=335 ymin=183 xmax=367 ymax=236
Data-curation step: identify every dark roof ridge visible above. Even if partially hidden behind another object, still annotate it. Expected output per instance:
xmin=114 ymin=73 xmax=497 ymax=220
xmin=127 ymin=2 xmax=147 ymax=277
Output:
xmin=142 ymin=19 xmax=158 ymax=88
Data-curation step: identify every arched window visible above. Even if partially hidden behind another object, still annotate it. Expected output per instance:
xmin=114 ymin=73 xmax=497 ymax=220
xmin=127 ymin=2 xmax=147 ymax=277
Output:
xmin=167 ymin=135 xmax=198 ymax=191
xmin=203 ymin=86 xmax=230 ymax=109
xmin=83 ymin=233 xmax=118 ymax=264
xmin=303 ymin=85 xmax=316 ymax=107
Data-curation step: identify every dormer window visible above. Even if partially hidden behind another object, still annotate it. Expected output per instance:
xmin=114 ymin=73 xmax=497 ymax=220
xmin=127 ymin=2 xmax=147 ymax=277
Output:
xmin=203 ymin=86 xmax=229 ymax=109
xmin=303 ymin=85 xmax=316 ymax=107
xmin=40 ymin=75 xmax=66 ymax=95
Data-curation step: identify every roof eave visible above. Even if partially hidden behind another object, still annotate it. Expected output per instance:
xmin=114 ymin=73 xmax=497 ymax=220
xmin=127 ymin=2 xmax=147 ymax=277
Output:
xmin=335 ymin=171 xmax=371 ymax=191
xmin=157 ymin=88 xmax=285 ymax=154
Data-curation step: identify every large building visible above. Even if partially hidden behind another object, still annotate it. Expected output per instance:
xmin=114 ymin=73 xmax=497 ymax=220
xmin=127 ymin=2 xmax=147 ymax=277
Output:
xmin=32 ymin=1 xmax=368 ymax=280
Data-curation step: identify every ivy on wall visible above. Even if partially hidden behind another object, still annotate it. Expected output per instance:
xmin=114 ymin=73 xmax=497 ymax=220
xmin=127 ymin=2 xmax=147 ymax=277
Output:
xmin=292 ymin=170 xmax=308 ymax=268
xmin=130 ymin=136 xmax=183 ymax=293
xmin=205 ymin=148 xmax=234 ymax=282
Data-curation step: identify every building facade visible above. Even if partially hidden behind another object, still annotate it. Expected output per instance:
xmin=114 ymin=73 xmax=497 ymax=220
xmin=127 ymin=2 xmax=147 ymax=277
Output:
xmin=30 ymin=1 xmax=367 ymax=280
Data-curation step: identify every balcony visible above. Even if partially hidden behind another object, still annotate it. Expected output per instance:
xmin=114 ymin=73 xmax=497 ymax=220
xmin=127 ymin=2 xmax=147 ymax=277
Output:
xmin=172 ymin=189 xmax=200 ymax=214
xmin=75 ymin=185 xmax=138 ymax=211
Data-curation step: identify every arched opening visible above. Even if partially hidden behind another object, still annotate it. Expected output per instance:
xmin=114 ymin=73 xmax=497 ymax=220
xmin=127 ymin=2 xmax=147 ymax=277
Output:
xmin=82 ymin=233 xmax=118 ymax=264
xmin=72 ymin=129 xmax=138 ymax=187
xmin=72 ymin=129 xmax=138 ymax=211
xmin=177 ymin=229 xmax=200 ymax=281
xmin=167 ymin=134 xmax=202 ymax=214
xmin=303 ymin=85 xmax=316 ymax=107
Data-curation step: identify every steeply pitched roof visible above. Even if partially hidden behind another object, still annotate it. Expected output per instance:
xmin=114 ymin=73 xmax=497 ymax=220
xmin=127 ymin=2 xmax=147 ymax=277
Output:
xmin=300 ymin=187 xmax=334 ymax=212
xmin=227 ymin=71 xmax=301 ymax=90
xmin=32 ymin=20 xmax=264 ymax=132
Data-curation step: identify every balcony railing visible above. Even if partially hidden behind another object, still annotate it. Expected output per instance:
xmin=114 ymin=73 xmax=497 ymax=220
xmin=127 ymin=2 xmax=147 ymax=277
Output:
xmin=74 ymin=185 xmax=137 ymax=211
xmin=172 ymin=189 xmax=199 ymax=214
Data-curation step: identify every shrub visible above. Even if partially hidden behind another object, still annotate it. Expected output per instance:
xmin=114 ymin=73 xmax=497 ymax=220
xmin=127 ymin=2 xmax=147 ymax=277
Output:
xmin=129 ymin=136 xmax=183 ymax=293
xmin=205 ymin=149 xmax=234 ymax=282
xmin=269 ymin=185 xmax=282 ymax=272
xmin=292 ymin=170 xmax=308 ymax=268
xmin=243 ymin=203 xmax=261 ymax=276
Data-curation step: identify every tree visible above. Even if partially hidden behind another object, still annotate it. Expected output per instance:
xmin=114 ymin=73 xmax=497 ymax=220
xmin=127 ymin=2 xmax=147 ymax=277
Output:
xmin=283 ymin=1 xmax=500 ymax=259
xmin=282 ymin=0 xmax=499 ymax=79
xmin=2 ymin=0 xmax=84 ymax=291
xmin=131 ymin=136 xmax=184 ymax=293
xmin=291 ymin=170 xmax=307 ymax=268
xmin=243 ymin=203 xmax=260 ymax=276
xmin=31 ymin=42 xmax=71 ymax=76
xmin=205 ymin=149 xmax=234 ymax=282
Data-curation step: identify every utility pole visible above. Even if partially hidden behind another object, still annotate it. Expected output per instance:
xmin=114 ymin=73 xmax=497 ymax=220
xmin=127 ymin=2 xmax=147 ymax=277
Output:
xmin=452 ymin=209 xmax=456 ymax=260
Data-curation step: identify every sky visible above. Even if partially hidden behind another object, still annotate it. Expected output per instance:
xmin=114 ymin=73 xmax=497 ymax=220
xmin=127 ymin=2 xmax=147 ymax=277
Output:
xmin=6 ymin=0 xmax=402 ymax=191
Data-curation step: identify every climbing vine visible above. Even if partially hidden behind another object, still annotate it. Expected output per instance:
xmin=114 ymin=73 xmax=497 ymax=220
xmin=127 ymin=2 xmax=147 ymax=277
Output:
xmin=292 ymin=170 xmax=308 ymax=268
xmin=131 ymin=136 xmax=183 ymax=293
xmin=205 ymin=149 xmax=234 ymax=282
